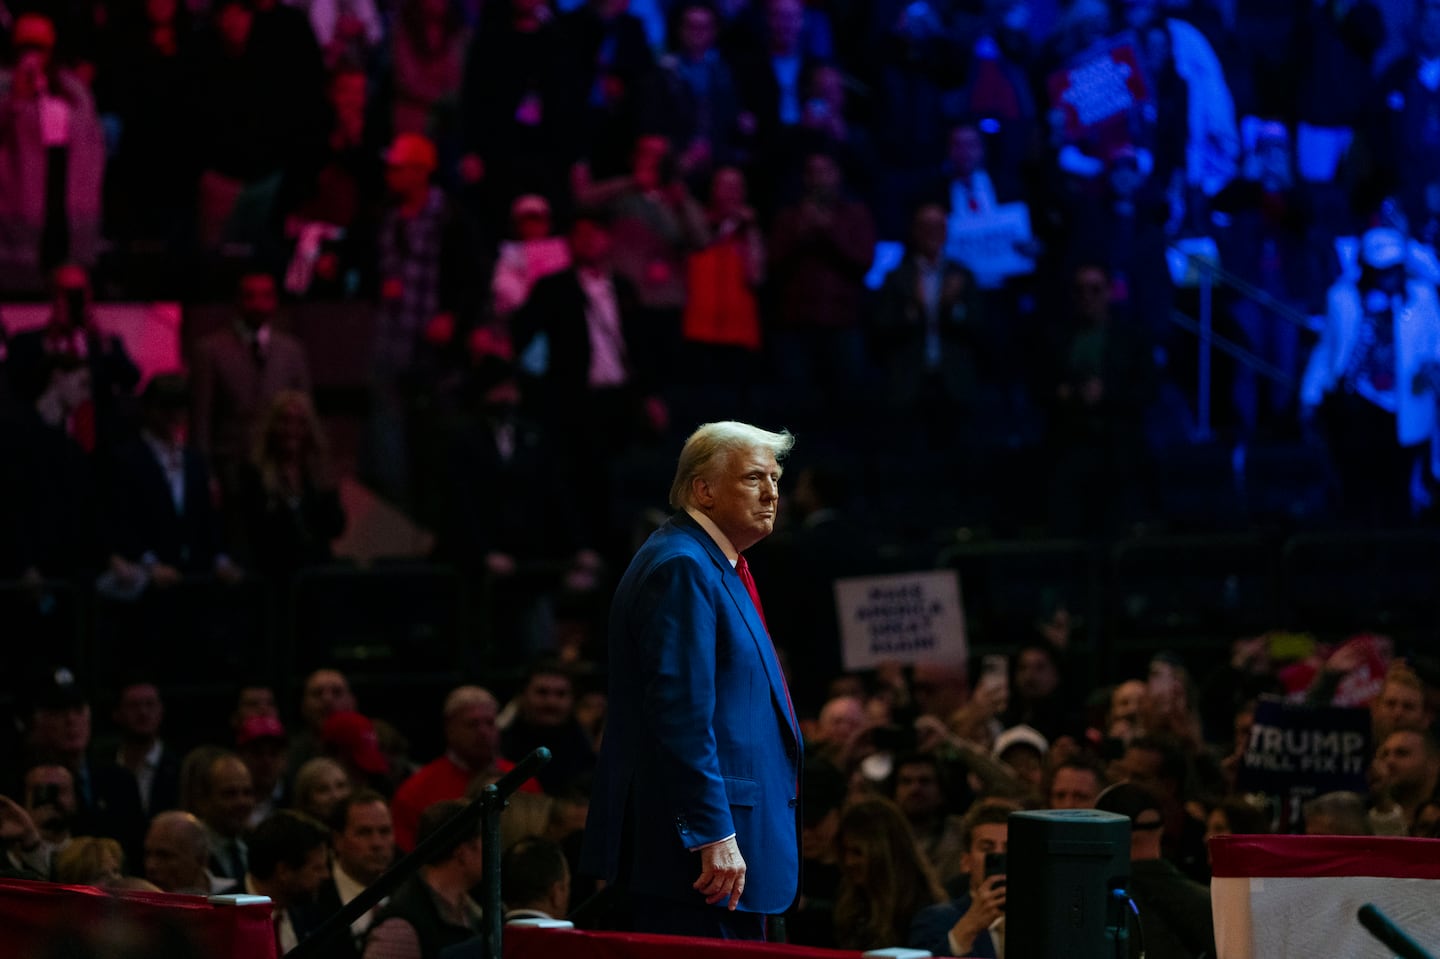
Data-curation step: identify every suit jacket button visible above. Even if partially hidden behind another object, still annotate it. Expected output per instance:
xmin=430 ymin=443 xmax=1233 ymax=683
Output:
xmin=788 ymin=797 xmax=798 ymax=808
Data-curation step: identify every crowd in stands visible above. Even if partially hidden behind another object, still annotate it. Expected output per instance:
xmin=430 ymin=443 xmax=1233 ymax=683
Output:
xmin=2 ymin=632 xmax=1439 ymax=955
xmin=3 ymin=0 xmax=1440 ymax=952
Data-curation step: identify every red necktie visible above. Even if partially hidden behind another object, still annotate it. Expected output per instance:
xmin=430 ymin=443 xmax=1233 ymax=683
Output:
xmin=735 ymin=553 xmax=768 ymax=632
xmin=737 ymin=554 xmax=796 ymax=733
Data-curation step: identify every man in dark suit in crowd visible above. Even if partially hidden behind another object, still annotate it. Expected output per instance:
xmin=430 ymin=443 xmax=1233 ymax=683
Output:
xmin=581 ymin=421 xmax=802 ymax=939
xmin=245 ymin=811 xmax=332 ymax=955
xmin=102 ymin=374 xmax=243 ymax=591
xmin=191 ymin=270 xmax=312 ymax=493
xmin=308 ymin=789 xmax=396 ymax=958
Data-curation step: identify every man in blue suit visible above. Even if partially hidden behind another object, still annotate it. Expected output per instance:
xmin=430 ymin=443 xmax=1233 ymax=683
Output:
xmin=581 ymin=421 xmax=802 ymax=939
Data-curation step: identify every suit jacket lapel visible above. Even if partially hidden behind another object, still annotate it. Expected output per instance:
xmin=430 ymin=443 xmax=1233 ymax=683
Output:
xmin=670 ymin=514 xmax=800 ymax=747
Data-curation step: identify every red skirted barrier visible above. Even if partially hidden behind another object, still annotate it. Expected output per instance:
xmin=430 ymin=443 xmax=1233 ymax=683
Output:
xmin=503 ymin=925 xmax=867 ymax=959
xmin=0 ymin=879 xmax=276 ymax=959
xmin=1210 ymin=834 xmax=1440 ymax=959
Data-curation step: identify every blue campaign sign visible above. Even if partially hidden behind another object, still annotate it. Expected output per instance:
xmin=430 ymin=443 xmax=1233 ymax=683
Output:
xmin=1236 ymin=698 xmax=1371 ymax=796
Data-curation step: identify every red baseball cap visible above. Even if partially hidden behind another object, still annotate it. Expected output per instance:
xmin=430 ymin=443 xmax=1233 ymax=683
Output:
xmin=321 ymin=710 xmax=389 ymax=775
xmin=236 ymin=714 xmax=287 ymax=747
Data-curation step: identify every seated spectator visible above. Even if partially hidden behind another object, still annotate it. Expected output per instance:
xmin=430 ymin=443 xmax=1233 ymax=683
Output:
xmin=246 ymin=811 xmax=332 ymax=954
xmin=907 ymin=799 xmax=1012 ymax=957
xmin=180 ymin=747 xmax=255 ymax=881
xmin=993 ymin=724 xmax=1047 ymax=796
xmin=22 ymin=667 xmax=146 ymax=865
xmin=0 ymin=14 xmax=105 ymax=292
xmin=1202 ymin=795 xmax=1271 ymax=863
xmin=314 ymin=789 xmax=397 ymax=956
xmin=872 ymin=204 xmax=979 ymax=428
xmin=143 ymin=810 xmax=222 ymax=894
xmin=1370 ymin=728 xmax=1440 ymax=834
xmin=1300 ymin=791 xmax=1371 ymax=836
xmin=288 ymin=668 xmax=358 ymax=776
xmin=192 ymin=271 xmax=313 ymax=495
xmin=678 ymin=166 xmax=765 ymax=401
xmin=490 ymin=195 xmax=572 ymax=319
xmin=237 ymin=389 xmax=345 ymax=583
xmin=236 ymin=715 xmax=290 ymax=828
xmin=767 ymin=150 xmax=876 ymax=409
xmin=501 ymin=835 xmax=570 ymax=921
xmin=1095 ymin=782 xmax=1217 ymax=959
xmin=650 ymin=0 xmax=745 ymax=191
xmin=892 ymin=752 xmax=967 ymax=888
xmin=1372 ymin=661 xmax=1436 ymax=741
xmin=833 ymin=796 xmax=946 ymax=951
xmin=101 ymin=374 xmax=243 ymax=594
xmin=0 ymin=352 xmax=104 ymax=589
xmin=54 ymin=835 xmax=125 ymax=885
xmin=1045 ymin=757 xmax=1107 ymax=809
xmin=7 ymin=263 xmax=140 ymax=452
xmin=105 ymin=677 xmax=182 ymax=818
xmin=500 ymin=662 xmax=597 ymax=796
xmin=390 ymin=0 xmax=468 ymax=137
xmin=363 ymin=799 xmax=485 ymax=958
xmin=293 ymin=757 xmax=354 ymax=824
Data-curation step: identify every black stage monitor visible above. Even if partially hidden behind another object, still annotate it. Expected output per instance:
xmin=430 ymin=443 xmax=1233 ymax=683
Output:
xmin=1007 ymin=809 xmax=1132 ymax=959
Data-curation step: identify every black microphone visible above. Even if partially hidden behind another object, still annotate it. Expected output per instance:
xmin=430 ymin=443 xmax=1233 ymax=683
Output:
xmin=1358 ymin=903 xmax=1437 ymax=959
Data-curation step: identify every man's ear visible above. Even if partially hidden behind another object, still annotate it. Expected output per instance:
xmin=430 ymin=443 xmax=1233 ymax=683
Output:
xmin=691 ymin=474 xmax=713 ymax=508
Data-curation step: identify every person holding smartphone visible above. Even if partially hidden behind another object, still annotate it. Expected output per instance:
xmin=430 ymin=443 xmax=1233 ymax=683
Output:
xmin=907 ymin=799 xmax=1013 ymax=957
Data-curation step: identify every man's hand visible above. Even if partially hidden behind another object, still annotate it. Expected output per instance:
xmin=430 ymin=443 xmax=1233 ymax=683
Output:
xmin=693 ymin=835 xmax=745 ymax=910
xmin=0 ymin=795 xmax=41 ymax=851
xmin=951 ymin=874 xmax=1006 ymax=953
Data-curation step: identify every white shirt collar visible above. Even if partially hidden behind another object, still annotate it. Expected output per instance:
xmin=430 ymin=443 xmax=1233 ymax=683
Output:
xmin=684 ymin=506 xmax=739 ymax=564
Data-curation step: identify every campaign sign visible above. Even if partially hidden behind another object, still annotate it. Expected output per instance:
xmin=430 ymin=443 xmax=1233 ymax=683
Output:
xmin=946 ymin=202 xmax=1036 ymax=288
xmin=1236 ymin=699 xmax=1371 ymax=797
xmin=835 ymin=570 xmax=966 ymax=671
xmin=1047 ymin=36 xmax=1151 ymax=147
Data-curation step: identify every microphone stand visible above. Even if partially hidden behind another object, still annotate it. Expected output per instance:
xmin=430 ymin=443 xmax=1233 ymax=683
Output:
xmin=290 ymin=747 xmax=552 ymax=959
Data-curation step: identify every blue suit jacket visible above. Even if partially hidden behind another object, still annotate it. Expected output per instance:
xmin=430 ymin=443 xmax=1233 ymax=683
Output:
xmin=908 ymin=894 xmax=997 ymax=958
xmin=580 ymin=512 xmax=802 ymax=915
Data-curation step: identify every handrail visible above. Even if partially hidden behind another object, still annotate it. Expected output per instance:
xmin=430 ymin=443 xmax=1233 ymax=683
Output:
xmin=289 ymin=747 xmax=552 ymax=959
xmin=1170 ymin=247 xmax=1321 ymax=332
xmin=1166 ymin=309 xmax=1295 ymax=387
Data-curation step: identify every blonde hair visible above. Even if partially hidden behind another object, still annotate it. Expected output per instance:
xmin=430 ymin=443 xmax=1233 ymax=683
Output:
xmin=55 ymin=836 xmax=124 ymax=885
xmin=668 ymin=421 xmax=794 ymax=509
xmin=251 ymin=389 xmax=332 ymax=494
xmin=293 ymin=757 xmax=351 ymax=819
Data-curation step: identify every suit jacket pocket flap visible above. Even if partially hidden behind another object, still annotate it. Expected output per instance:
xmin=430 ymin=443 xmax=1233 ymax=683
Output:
xmin=723 ymin=776 xmax=759 ymax=807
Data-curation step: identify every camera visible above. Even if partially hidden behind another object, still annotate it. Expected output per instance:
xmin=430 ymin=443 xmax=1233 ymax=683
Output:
xmin=984 ymin=851 xmax=1007 ymax=910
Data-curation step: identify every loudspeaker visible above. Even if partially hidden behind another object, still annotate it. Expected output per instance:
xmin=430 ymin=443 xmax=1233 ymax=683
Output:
xmin=1006 ymin=810 xmax=1131 ymax=959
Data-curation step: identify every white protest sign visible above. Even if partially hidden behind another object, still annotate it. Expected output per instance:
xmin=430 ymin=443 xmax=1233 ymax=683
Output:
xmin=835 ymin=570 xmax=966 ymax=671
xmin=946 ymin=202 xmax=1036 ymax=289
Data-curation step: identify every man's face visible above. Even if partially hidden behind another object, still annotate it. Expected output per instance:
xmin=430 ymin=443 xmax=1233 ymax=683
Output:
xmin=1015 ymin=649 xmax=1059 ymax=701
xmin=815 ymin=697 xmax=865 ymax=746
xmin=203 ymin=757 xmax=256 ymax=836
xmin=1110 ymin=680 xmax=1146 ymax=726
xmin=632 ymin=135 xmax=670 ymax=190
xmin=302 ymin=670 xmax=355 ymax=730
xmin=1049 ymin=767 xmax=1101 ymax=809
xmin=696 ymin=446 xmax=781 ymax=552
xmin=216 ymin=1 xmax=253 ymax=49
xmin=1001 ymin=746 xmax=1045 ymax=789
xmin=279 ymin=846 xmax=331 ymax=906
xmin=961 ymin=822 xmax=1007 ymax=894
xmin=1073 ymin=267 xmax=1111 ymax=323
xmin=446 ymin=701 xmax=500 ymax=768
xmin=803 ymin=154 xmax=842 ymax=199
xmin=334 ymin=800 xmax=395 ymax=884
xmin=766 ymin=0 xmax=803 ymax=51
xmin=895 ymin=762 xmax=944 ymax=820
xmin=24 ymin=765 xmax=77 ymax=817
xmin=455 ymin=836 xmax=486 ymax=887
xmin=239 ymin=738 xmax=289 ymax=794
xmin=238 ymin=273 xmax=278 ymax=327
xmin=144 ymin=820 xmax=206 ymax=892
xmin=385 ymin=162 xmax=431 ymax=200
xmin=31 ymin=704 xmax=91 ymax=758
xmin=679 ymin=5 xmax=717 ymax=56
xmin=521 ymin=674 xmax=574 ymax=728
xmin=570 ymin=220 xmax=612 ymax=268
xmin=912 ymin=206 xmax=947 ymax=260
xmin=1373 ymin=682 xmax=1427 ymax=736
xmin=949 ymin=127 xmax=985 ymax=177
xmin=1119 ymin=746 xmax=1167 ymax=797
xmin=236 ymin=686 xmax=278 ymax=723
xmin=1373 ymin=731 xmax=1436 ymax=794
xmin=115 ymin=684 xmax=164 ymax=740
xmin=329 ymin=71 xmax=366 ymax=118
